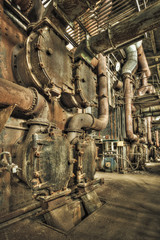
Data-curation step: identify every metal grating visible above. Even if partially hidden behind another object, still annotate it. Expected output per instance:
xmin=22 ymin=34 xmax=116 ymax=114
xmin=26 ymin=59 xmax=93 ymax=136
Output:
xmin=65 ymin=0 xmax=147 ymax=47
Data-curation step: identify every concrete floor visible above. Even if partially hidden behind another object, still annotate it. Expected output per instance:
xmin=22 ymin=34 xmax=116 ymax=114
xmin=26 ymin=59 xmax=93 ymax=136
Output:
xmin=1 ymin=166 xmax=160 ymax=240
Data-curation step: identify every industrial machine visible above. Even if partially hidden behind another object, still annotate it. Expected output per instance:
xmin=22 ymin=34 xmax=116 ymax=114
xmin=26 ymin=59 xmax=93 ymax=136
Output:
xmin=0 ymin=0 xmax=160 ymax=233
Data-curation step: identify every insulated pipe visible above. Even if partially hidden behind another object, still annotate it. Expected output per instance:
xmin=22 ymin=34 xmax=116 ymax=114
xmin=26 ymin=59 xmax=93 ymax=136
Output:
xmin=0 ymin=78 xmax=45 ymax=116
xmin=67 ymin=54 xmax=109 ymax=143
xmin=122 ymin=44 xmax=138 ymax=141
xmin=122 ymin=44 xmax=138 ymax=75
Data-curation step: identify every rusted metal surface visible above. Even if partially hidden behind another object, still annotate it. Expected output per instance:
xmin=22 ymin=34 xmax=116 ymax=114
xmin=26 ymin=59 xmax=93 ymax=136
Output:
xmin=137 ymin=45 xmax=151 ymax=80
xmin=123 ymin=75 xmax=138 ymax=142
xmin=0 ymin=105 xmax=15 ymax=133
xmin=81 ymin=190 xmax=102 ymax=214
xmin=57 ymin=0 xmax=99 ymax=21
xmin=0 ymin=78 xmax=45 ymax=115
xmin=0 ymin=171 xmax=11 ymax=216
xmin=75 ymin=1 xmax=160 ymax=55
xmin=66 ymin=54 xmax=109 ymax=143
xmin=134 ymin=93 xmax=160 ymax=109
xmin=44 ymin=199 xmax=84 ymax=232
xmin=92 ymin=54 xmax=109 ymax=130
xmin=13 ymin=18 xmax=73 ymax=98
xmin=74 ymin=60 xmax=97 ymax=108
xmin=155 ymin=130 xmax=159 ymax=148
xmin=0 ymin=202 xmax=40 ymax=224
xmin=0 ymin=12 xmax=25 ymax=82
xmin=113 ymin=80 xmax=123 ymax=91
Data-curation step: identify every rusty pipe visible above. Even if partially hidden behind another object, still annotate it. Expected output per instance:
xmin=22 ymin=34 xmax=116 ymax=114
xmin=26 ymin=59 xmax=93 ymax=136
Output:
xmin=67 ymin=54 xmax=109 ymax=143
xmin=137 ymin=45 xmax=151 ymax=81
xmin=138 ymin=82 xmax=154 ymax=145
xmin=91 ymin=54 xmax=109 ymax=130
xmin=137 ymin=42 xmax=155 ymax=146
xmin=123 ymin=75 xmax=138 ymax=142
xmin=147 ymin=116 xmax=153 ymax=145
xmin=0 ymin=78 xmax=45 ymax=116
xmin=137 ymin=84 xmax=156 ymax=96
xmin=155 ymin=131 xmax=159 ymax=148
xmin=138 ymin=79 xmax=155 ymax=145
xmin=122 ymin=43 xmax=139 ymax=141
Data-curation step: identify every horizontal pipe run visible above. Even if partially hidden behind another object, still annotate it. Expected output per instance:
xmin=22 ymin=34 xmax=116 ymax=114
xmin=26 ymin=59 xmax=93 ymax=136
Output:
xmin=0 ymin=78 xmax=45 ymax=116
xmin=140 ymin=106 xmax=160 ymax=114
xmin=76 ymin=1 xmax=160 ymax=54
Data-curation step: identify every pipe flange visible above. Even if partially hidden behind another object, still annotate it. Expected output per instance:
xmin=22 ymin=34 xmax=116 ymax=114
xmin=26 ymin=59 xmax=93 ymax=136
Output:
xmin=27 ymin=118 xmax=50 ymax=126
xmin=65 ymin=128 xmax=84 ymax=133
xmin=25 ymin=87 xmax=38 ymax=114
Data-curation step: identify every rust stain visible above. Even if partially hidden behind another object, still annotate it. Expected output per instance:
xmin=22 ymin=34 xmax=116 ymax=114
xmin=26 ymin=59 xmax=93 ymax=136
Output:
xmin=0 ymin=13 xmax=25 ymax=82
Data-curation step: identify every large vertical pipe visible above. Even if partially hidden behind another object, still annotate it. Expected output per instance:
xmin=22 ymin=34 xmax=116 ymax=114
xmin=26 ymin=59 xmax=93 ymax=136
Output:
xmin=122 ymin=44 xmax=138 ymax=142
xmin=67 ymin=54 xmax=109 ymax=143
xmin=123 ymin=75 xmax=138 ymax=141
xmin=137 ymin=44 xmax=155 ymax=145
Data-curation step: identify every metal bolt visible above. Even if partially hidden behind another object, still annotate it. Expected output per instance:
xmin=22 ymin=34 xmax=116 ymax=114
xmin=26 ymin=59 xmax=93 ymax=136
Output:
xmin=35 ymin=43 xmax=41 ymax=50
xmin=35 ymin=151 xmax=40 ymax=157
xmin=39 ymin=62 xmax=44 ymax=69
xmin=46 ymin=48 xmax=53 ymax=55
